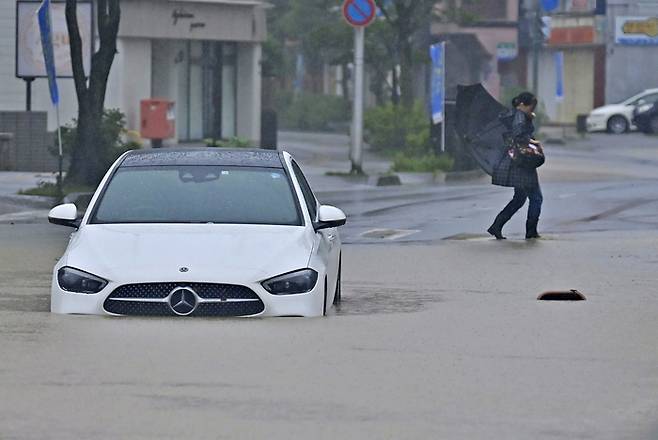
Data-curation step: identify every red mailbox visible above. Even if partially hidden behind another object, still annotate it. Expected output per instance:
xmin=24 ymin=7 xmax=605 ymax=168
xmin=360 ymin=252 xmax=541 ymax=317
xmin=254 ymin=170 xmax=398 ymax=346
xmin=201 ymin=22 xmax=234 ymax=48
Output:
xmin=140 ymin=99 xmax=175 ymax=145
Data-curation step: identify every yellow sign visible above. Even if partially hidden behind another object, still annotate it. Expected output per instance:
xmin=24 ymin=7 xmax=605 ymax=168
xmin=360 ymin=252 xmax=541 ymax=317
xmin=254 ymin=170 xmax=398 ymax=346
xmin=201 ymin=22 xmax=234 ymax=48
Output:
xmin=622 ymin=17 xmax=658 ymax=38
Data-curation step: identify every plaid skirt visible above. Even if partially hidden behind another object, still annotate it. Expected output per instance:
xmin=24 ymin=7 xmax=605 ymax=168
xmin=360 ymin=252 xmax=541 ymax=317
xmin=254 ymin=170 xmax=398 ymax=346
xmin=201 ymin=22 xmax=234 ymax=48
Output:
xmin=492 ymin=155 xmax=539 ymax=189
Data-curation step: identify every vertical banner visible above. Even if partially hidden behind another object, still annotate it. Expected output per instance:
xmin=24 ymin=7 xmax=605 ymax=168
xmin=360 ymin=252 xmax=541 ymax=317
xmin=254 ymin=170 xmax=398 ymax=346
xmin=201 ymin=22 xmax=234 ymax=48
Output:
xmin=38 ymin=0 xmax=63 ymax=187
xmin=554 ymin=51 xmax=564 ymax=102
xmin=37 ymin=0 xmax=59 ymax=105
xmin=430 ymin=42 xmax=445 ymax=125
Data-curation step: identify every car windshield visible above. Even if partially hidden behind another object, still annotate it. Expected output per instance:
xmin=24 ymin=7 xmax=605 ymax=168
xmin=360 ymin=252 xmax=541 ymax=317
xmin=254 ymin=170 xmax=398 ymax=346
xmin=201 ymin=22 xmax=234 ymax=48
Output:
xmin=620 ymin=92 xmax=649 ymax=106
xmin=91 ymin=165 xmax=301 ymax=226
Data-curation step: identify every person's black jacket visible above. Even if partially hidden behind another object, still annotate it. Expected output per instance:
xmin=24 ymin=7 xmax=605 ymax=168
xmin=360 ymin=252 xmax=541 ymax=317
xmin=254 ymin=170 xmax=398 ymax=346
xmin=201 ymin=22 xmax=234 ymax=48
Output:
xmin=511 ymin=110 xmax=535 ymax=145
xmin=492 ymin=109 xmax=539 ymax=189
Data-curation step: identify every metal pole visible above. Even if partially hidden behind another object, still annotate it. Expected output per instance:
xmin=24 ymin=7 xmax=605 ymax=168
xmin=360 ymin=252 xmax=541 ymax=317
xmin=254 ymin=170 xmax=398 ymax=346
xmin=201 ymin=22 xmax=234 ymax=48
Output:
xmin=350 ymin=26 xmax=365 ymax=175
xmin=25 ymin=78 xmax=35 ymax=112
xmin=441 ymin=42 xmax=446 ymax=153
xmin=532 ymin=0 xmax=540 ymax=95
xmin=55 ymin=103 xmax=63 ymax=192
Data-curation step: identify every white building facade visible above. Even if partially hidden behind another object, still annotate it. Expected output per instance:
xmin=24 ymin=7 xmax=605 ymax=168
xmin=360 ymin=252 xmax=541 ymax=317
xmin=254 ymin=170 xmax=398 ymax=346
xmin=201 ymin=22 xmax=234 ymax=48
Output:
xmin=605 ymin=0 xmax=658 ymax=104
xmin=0 ymin=0 xmax=267 ymax=144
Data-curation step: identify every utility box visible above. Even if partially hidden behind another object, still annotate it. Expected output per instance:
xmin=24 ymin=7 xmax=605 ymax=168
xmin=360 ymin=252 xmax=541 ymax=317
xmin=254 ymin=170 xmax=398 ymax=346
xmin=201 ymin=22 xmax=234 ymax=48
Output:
xmin=0 ymin=132 xmax=15 ymax=171
xmin=576 ymin=114 xmax=588 ymax=134
xmin=140 ymin=99 xmax=175 ymax=146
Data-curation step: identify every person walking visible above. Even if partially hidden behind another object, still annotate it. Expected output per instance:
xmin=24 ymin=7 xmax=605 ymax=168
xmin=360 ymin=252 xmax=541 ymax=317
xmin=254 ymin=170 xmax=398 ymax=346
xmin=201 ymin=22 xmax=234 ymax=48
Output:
xmin=487 ymin=92 xmax=545 ymax=240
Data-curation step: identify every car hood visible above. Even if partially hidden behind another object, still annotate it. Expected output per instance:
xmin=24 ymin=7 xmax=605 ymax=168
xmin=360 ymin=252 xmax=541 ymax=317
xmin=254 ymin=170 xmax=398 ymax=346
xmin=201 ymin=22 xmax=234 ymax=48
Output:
xmin=590 ymin=104 xmax=632 ymax=116
xmin=63 ymin=224 xmax=314 ymax=284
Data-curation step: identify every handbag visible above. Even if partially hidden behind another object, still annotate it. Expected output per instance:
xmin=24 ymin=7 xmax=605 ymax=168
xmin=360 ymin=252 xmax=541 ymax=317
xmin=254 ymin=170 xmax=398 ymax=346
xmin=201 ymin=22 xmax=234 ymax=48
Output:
xmin=509 ymin=142 xmax=545 ymax=169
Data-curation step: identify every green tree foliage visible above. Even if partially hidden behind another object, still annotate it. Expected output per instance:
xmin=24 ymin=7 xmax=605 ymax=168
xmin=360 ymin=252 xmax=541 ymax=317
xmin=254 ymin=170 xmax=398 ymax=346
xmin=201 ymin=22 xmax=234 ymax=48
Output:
xmin=52 ymin=109 xmax=141 ymax=175
xmin=276 ymin=91 xmax=351 ymax=131
xmin=365 ymin=101 xmax=453 ymax=172
xmin=264 ymin=0 xmax=352 ymax=83
xmin=365 ymin=101 xmax=430 ymax=154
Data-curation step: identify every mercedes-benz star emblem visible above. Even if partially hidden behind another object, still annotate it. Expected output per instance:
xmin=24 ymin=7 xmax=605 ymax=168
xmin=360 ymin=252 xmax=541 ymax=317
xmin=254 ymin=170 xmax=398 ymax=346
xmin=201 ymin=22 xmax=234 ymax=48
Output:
xmin=168 ymin=287 xmax=198 ymax=316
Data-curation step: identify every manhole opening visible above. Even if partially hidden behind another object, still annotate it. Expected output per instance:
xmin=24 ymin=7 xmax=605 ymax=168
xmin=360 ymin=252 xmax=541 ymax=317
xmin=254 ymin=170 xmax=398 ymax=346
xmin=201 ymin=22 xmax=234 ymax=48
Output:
xmin=538 ymin=290 xmax=586 ymax=301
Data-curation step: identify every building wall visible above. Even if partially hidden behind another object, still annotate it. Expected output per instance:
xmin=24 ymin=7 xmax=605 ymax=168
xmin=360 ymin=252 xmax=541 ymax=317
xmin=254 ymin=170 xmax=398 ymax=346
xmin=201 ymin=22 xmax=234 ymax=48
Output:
xmin=118 ymin=0 xmax=267 ymax=43
xmin=432 ymin=0 xmax=520 ymax=99
xmin=605 ymin=0 xmax=658 ymax=103
xmin=0 ymin=0 xmax=266 ymax=144
xmin=533 ymin=48 xmax=595 ymax=124
xmin=106 ymin=38 xmax=153 ymax=135
xmin=0 ymin=3 xmax=24 ymax=112
xmin=0 ymin=112 xmax=58 ymax=172
xmin=236 ymin=43 xmax=262 ymax=144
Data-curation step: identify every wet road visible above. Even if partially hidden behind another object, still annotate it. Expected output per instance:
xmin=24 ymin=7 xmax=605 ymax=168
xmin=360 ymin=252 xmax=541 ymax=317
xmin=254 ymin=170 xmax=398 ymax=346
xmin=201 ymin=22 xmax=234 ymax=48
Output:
xmin=305 ymin=133 xmax=658 ymax=244
xmin=1 ymin=133 xmax=658 ymax=439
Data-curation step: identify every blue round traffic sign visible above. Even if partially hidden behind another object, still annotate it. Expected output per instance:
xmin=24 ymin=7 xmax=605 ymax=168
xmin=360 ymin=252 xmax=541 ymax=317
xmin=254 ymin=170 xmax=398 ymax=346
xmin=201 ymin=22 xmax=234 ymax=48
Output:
xmin=541 ymin=0 xmax=559 ymax=11
xmin=343 ymin=0 xmax=377 ymax=28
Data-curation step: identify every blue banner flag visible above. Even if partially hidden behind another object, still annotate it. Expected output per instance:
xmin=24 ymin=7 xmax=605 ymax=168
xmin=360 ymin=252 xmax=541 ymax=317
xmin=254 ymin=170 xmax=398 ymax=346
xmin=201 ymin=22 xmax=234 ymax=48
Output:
xmin=430 ymin=43 xmax=445 ymax=124
xmin=555 ymin=51 xmax=564 ymax=101
xmin=37 ymin=0 xmax=59 ymax=105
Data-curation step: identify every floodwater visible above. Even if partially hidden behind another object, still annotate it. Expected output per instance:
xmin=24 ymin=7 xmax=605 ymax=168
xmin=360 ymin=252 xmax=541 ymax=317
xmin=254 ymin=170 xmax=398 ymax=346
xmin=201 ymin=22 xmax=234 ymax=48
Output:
xmin=1 ymin=223 xmax=658 ymax=439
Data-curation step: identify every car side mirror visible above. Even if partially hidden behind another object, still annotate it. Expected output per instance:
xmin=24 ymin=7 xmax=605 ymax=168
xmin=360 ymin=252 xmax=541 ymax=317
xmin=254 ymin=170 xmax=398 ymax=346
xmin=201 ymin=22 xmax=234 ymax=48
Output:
xmin=48 ymin=203 xmax=80 ymax=228
xmin=314 ymin=205 xmax=346 ymax=231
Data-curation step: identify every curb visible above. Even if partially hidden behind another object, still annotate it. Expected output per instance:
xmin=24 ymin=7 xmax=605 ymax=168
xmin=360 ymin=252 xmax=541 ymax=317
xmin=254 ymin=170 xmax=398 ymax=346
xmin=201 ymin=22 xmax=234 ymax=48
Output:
xmin=445 ymin=169 xmax=488 ymax=182
xmin=0 ymin=209 xmax=50 ymax=224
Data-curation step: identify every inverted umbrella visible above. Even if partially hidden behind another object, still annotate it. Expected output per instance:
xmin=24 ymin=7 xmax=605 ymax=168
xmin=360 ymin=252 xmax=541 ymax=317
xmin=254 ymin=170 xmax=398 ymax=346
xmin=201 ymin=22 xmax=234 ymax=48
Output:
xmin=455 ymin=84 xmax=512 ymax=176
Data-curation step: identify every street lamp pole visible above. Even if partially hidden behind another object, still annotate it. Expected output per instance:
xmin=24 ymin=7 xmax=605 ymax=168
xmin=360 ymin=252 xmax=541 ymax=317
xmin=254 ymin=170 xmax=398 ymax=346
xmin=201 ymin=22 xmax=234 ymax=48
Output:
xmin=350 ymin=25 xmax=365 ymax=175
xmin=532 ymin=0 xmax=541 ymax=96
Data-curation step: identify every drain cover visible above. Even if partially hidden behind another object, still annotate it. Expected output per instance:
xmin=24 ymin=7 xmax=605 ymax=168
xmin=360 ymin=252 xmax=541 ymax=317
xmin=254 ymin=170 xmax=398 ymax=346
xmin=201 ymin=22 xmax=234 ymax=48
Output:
xmin=538 ymin=290 xmax=586 ymax=301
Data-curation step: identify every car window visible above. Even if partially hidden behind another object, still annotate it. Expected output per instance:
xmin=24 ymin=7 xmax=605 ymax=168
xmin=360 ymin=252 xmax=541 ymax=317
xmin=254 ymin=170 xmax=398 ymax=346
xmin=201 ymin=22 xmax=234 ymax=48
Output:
xmin=91 ymin=165 xmax=301 ymax=226
xmin=291 ymin=161 xmax=318 ymax=221
xmin=642 ymin=94 xmax=658 ymax=105
xmin=629 ymin=93 xmax=658 ymax=106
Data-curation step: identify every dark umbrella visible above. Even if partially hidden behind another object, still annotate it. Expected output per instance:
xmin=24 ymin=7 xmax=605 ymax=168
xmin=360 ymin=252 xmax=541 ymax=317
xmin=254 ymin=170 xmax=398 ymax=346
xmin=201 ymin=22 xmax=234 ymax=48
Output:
xmin=455 ymin=84 xmax=512 ymax=176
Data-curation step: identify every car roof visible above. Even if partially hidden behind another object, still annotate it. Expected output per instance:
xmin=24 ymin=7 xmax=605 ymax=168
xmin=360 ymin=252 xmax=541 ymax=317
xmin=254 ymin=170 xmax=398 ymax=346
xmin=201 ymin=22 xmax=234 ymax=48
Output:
xmin=120 ymin=148 xmax=285 ymax=168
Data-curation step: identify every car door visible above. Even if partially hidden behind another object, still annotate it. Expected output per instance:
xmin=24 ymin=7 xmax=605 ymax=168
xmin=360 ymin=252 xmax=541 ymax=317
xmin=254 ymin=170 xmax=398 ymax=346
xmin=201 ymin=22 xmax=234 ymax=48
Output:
xmin=290 ymin=161 xmax=340 ymax=300
xmin=628 ymin=94 xmax=658 ymax=129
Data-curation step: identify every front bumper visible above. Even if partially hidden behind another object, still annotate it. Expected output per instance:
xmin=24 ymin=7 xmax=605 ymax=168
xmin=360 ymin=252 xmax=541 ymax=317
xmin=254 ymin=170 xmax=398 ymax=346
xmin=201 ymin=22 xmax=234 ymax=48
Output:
xmin=51 ymin=272 xmax=327 ymax=318
xmin=586 ymin=115 xmax=607 ymax=132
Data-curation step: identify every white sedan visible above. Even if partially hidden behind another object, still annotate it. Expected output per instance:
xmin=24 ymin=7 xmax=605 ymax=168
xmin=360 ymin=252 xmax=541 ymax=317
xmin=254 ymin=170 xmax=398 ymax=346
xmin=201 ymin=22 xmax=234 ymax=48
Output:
xmin=586 ymin=88 xmax=658 ymax=134
xmin=48 ymin=149 xmax=346 ymax=318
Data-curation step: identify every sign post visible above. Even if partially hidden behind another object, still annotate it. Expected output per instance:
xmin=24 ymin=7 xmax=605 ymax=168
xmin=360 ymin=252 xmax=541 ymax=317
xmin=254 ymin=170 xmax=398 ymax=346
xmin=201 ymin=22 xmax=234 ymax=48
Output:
xmin=37 ymin=0 xmax=63 ymax=189
xmin=342 ymin=0 xmax=376 ymax=175
xmin=430 ymin=42 xmax=446 ymax=152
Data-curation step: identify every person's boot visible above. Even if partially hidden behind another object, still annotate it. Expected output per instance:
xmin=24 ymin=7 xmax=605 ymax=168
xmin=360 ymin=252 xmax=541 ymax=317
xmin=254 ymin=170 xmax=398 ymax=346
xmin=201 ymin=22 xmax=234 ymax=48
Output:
xmin=487 ymin=214 xmax=508 ymax=240
xmin=526 ymin=218 xmax=541 ymax=239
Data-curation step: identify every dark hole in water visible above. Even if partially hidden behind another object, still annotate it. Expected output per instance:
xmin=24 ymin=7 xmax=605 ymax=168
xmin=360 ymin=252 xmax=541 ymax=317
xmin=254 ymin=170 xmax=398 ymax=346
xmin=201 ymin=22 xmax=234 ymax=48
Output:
xmin=538 ymin=290 xmax=586 ymax=301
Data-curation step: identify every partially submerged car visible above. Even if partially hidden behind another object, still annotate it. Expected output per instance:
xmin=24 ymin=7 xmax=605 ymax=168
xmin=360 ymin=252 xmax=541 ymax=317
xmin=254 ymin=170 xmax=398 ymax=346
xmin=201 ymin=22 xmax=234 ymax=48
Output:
xmin=49 ymin=149 xmax=346 ymax=318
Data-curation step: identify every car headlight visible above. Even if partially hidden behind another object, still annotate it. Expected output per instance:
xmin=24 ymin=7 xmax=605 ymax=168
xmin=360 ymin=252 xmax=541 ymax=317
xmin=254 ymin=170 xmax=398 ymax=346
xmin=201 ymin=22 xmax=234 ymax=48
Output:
xmin=57 ymin=267 xmax=108 ymax=294
xmin=262 ymin=269 xmax=318 ymax=295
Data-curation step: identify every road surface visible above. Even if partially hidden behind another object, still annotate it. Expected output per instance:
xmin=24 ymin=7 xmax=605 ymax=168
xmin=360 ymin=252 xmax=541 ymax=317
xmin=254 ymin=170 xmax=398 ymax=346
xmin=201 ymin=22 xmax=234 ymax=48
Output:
xmin=1 ymin=132 xmax=657 ymax=439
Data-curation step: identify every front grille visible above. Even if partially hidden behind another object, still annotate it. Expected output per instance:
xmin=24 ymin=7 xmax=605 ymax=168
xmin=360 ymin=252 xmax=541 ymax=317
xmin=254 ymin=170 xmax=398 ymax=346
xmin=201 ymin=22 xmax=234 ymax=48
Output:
xmin=103 ymin=283 xmax=264 ymax=317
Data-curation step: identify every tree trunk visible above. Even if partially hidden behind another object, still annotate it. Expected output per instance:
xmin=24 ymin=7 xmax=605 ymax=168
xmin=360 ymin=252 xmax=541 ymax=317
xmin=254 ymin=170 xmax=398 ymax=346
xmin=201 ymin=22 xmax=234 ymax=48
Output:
xmin=391 ymin=66 xmax=399 ymax=105
xmin=66 ymin=0 xmax=120 ymax=186
xmin=70 ymin=98 xmax=104 ymax=185
xmin=341 ymin=63 xmax=350 ymax=101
